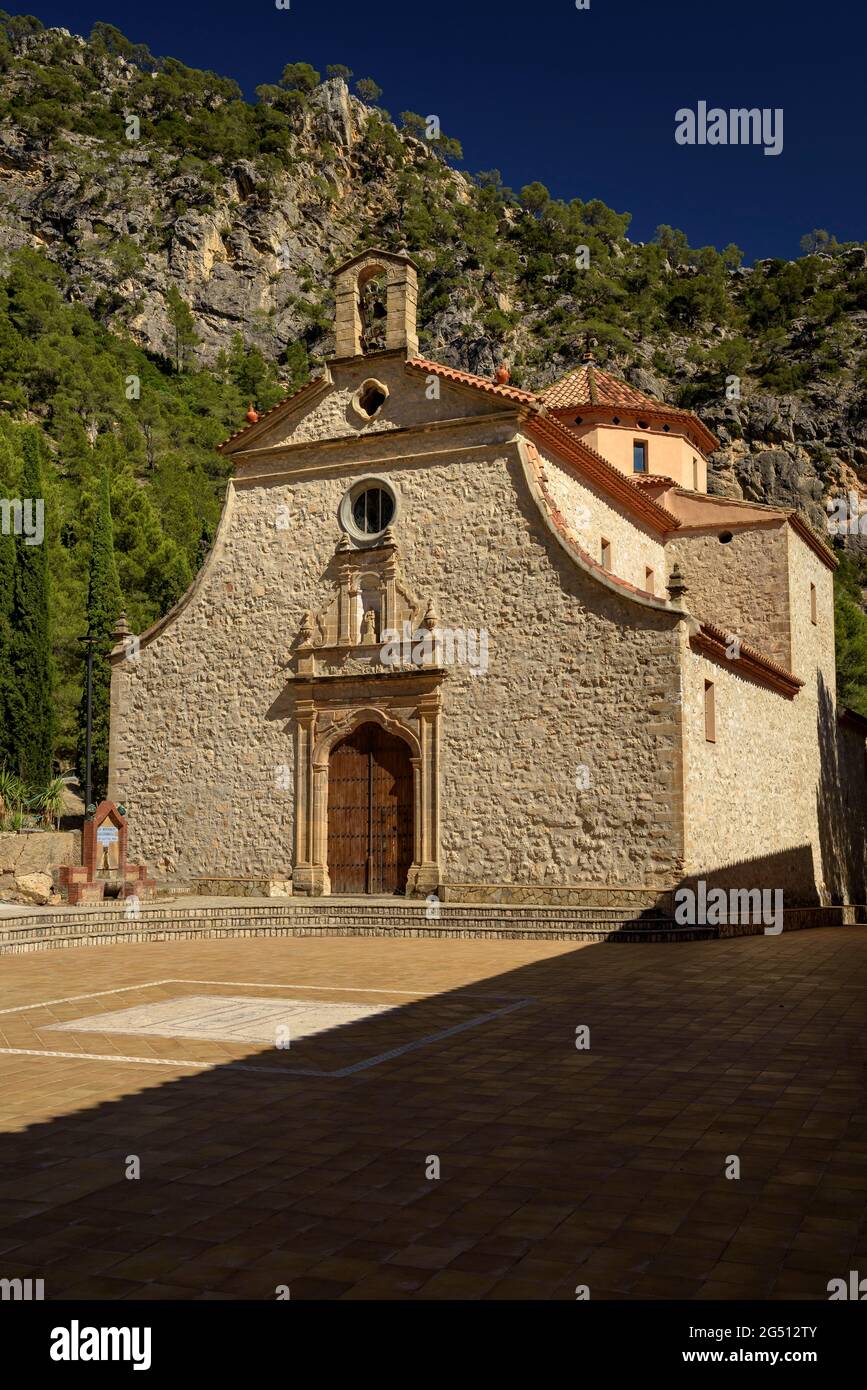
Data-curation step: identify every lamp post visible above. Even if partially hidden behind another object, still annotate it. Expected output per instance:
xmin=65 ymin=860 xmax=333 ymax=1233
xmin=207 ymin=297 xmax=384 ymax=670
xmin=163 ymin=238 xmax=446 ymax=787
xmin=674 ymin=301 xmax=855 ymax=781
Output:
xmin=77 ymin=632 xmax=96 ymax=815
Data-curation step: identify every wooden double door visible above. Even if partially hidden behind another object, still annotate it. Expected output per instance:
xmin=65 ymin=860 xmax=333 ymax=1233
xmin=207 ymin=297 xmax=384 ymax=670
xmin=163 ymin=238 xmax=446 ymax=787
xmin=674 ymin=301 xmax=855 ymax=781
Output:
xmin=327 ymin=723 xmax=414 ymax=895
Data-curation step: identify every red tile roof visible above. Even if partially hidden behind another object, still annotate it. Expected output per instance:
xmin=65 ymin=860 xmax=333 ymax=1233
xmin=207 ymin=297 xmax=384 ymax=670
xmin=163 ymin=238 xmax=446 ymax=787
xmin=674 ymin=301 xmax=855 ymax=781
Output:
xmin=524 ymin=441 xmax=667 ymax=606
xmin=543 ymin=362 xmax=657 ymax=411
xmin=692 ymin=620 xmax=804 ymax=698
xmin=406 ymin=357 xmax=538 ymax=404
xmin=217 ymin=375 xmax=327 ymax=454
xmin=526 ymin=415 xmax=680 ymax=536
xmin=542 ymin=360 xmax=719 ymax=454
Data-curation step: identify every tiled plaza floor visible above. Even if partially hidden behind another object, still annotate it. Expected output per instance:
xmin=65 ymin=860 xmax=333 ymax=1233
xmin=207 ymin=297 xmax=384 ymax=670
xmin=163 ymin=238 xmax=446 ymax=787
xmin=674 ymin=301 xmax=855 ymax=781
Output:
xmin=0 ymin=927 xmax=865 ymax=1300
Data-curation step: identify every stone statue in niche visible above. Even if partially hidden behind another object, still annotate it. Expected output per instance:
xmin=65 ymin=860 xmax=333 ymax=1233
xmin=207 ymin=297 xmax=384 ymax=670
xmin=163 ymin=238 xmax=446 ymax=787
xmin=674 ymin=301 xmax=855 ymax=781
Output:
xmin=360 ymin=608 xmax=378 ymax=645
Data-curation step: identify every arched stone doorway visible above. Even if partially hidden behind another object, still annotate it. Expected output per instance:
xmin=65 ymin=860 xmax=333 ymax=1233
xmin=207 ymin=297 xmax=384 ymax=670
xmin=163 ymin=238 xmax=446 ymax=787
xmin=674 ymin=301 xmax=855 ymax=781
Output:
xmin=292 ymin=687 xmax=441 ymax=898
xmin=327 ymin=722 xmax=414 ymax=894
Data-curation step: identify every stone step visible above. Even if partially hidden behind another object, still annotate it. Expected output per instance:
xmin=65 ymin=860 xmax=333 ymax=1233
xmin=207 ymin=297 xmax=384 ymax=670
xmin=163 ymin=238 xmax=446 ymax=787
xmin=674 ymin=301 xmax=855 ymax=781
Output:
xmin=0 ymin=903 xmax=714 ymax=953
xmin=2 ymin=902 xmax=670 ymax=928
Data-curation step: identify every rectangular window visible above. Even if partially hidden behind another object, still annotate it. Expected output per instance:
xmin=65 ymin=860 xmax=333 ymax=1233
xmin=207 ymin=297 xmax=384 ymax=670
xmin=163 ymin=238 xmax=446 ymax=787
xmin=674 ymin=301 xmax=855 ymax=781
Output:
xmin=704 ymin=679 xmax=716 ymax=743
xmin=633 ymin=441 xmax=647 ymax=473
xmin=645 ymin=566 xmax=655 ymax=593
xmin=601 ymin=538 xmax=612 ymax=570
xmin=692 ymin=457 xmax=699 ymax=490
xmin=810 ymin=582 xmax=817 ymax=625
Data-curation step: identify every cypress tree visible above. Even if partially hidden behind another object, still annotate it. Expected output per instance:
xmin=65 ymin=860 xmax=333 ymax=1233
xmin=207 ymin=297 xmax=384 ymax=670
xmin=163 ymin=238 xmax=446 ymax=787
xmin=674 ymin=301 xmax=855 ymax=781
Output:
xmin=0 ymin=426 xmax=20 ymax=770
xmin=77 ymin=466 xmax=123 ymax=803
xmin=9 ymin=428 xmax=53 ymax=785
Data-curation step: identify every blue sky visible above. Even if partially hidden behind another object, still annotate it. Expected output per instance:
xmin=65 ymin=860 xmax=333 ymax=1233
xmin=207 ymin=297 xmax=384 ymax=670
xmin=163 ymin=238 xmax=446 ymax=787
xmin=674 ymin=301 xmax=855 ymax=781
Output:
xmin=16 ymin=0 xmax=864 ymax=262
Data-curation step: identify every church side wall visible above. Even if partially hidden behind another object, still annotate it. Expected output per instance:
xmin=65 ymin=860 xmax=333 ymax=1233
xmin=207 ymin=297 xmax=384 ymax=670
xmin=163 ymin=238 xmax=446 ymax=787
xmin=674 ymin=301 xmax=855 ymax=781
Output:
xmin=682 ymin=642 xmax=823 ymax=904
xmin=112 ymin=434 xmax=687 ymax=893
xmin=666 ymin=524 xmax=792 ymax=669
xmin=785 ymin=527 xmax=836 ymax=703
xmin=531 ymin=441 xmax=667 ymax=591
xmin=681 ymin=527 xmax=845 ymax=906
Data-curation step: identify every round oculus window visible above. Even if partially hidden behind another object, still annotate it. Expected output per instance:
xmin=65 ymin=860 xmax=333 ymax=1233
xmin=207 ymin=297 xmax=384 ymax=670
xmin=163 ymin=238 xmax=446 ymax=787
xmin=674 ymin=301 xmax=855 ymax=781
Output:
xmin=353 ymin=486 xmax=394 ymax=535
xmin=340 ymin=477 xmax=400 ymax=543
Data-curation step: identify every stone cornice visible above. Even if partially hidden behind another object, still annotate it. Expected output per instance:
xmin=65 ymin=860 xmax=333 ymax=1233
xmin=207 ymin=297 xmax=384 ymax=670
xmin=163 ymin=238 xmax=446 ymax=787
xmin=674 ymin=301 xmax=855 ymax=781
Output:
xmin=230 ymin=420 xmax=520 ymax=484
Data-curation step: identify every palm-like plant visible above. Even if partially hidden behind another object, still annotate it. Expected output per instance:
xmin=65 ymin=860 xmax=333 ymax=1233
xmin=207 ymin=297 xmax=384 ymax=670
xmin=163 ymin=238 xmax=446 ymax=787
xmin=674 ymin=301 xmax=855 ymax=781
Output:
xmin=29 ymin=776 xmax=67 ymax=830
xmin=0 ymin=767 xmax=27 ymax=828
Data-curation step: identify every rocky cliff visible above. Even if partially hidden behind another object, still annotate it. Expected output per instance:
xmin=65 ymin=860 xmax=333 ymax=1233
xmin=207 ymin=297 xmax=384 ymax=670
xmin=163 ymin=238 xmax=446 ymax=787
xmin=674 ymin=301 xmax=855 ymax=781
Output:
xmin=1 ymin=18 xmax=865 ymax=548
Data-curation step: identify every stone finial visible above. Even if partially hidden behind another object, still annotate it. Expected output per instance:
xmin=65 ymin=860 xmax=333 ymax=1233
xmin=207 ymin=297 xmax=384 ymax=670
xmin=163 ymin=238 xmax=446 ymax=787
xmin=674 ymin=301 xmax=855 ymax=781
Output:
xmin=495 ymin=364 xmax=511 ymax=385
xmin=422 ymin=599 xmax=440 ymax=630
xmin=246 ymin=402 xmax=259 ymax=423
xmin=113 ymin=612 xmax=131 ymax=642
xmin=336 ymin=532 xmax=351 ymax=552
xmin=298 ymin=610 xmax=315 ymax=645
xmin=666 ymin=564 xmax=688 ymax=605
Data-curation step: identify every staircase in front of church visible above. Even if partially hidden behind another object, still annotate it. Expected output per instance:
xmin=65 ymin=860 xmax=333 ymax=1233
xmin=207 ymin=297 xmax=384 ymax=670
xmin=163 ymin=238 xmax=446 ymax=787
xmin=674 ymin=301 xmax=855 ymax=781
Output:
xmin=0 ymin=899 xmax=715 ymax=954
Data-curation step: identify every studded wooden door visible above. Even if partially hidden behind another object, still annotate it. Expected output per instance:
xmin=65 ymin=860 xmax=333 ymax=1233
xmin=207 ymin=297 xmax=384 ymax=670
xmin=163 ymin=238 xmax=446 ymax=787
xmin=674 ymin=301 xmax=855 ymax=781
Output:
xmin=327 ymin=723 xmax=413 ymax=895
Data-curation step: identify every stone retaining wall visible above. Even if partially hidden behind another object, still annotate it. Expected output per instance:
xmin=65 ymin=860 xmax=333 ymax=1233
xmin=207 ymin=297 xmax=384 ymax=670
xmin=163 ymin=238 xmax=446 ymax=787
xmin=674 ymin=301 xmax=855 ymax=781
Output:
xmin=0 ymin=830 xmax=81 ymax=904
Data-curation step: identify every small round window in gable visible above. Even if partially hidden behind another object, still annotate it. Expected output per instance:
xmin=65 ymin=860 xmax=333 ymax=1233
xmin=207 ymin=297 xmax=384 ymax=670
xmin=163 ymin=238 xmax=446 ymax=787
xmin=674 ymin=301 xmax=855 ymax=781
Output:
xmin=351 ymin=378 xmax=389 ymax=422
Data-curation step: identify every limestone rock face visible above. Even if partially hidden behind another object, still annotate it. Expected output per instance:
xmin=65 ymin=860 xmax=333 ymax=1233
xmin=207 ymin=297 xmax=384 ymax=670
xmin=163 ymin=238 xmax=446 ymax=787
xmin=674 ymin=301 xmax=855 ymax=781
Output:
xmin=0 ymin=26 xmax=864 ymax=546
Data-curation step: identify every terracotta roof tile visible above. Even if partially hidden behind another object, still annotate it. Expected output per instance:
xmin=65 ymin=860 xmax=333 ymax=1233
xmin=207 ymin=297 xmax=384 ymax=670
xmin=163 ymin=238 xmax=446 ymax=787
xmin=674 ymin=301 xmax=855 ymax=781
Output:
xmin=524 ymin=442 xmax=664 ymax=605
xmin=406 ymin=357 xmax=539 ymax=404
xmin=693 ymin=620 xmax=804 ymax=698
xmin=542 ymin=361 xmax=719 ymax=454
xmin=633 ymin=474 xmax=678 ymax=489
xmin=542 ymin=362 xmax=657 ymax=411
xmin=526 ymin=415 xmax=680 ymax=535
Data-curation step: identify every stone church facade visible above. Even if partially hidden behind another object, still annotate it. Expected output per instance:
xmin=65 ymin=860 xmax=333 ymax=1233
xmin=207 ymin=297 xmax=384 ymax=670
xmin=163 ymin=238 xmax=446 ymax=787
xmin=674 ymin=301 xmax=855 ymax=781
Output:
xmin=109 ymin=249 xmax=867 ymax=907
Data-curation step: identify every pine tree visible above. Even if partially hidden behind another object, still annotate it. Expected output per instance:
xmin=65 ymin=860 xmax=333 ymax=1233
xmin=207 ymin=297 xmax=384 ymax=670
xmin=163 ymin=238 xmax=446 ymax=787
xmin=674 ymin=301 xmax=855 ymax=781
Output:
xmin=77 ymin=466 xmax=122 ymax=802
xmin=8 ymin=428 xmax=53 ymax=785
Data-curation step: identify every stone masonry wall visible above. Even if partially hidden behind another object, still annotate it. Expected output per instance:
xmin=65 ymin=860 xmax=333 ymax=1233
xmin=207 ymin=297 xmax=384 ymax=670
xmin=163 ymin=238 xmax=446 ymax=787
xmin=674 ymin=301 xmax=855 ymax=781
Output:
xmin=112 ymin=372 xmax=688 ymax=891
xmin=531 ymin=440 xmax=667 ymax=592
xmin=270 ymin=354 xmax=497 ymax=448
xmin=666 ymin=523 xmax=792 ymax=669
xmin=785 ymin=526 xmax=836 ymax=701
xmin=681 ymin=527 xmax=841 ymax=905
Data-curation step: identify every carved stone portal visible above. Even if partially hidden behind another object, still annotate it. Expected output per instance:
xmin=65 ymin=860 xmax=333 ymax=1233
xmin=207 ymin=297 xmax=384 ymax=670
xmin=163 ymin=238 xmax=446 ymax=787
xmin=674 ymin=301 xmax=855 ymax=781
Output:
xmin=290 ymin=535 xmax=443 ymax=897
xmin=293 ymin=528 xmax=430 ymax=670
